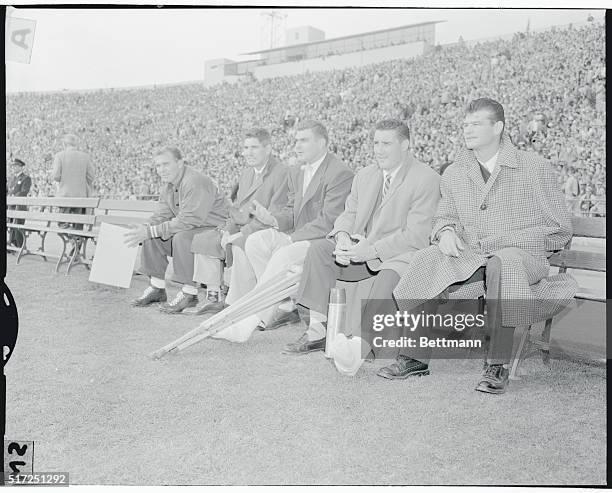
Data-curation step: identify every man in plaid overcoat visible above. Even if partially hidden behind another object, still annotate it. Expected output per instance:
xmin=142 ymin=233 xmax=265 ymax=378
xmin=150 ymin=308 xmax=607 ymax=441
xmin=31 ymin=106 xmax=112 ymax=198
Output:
xmin=370 ymin=98 xmax=577 ymax=393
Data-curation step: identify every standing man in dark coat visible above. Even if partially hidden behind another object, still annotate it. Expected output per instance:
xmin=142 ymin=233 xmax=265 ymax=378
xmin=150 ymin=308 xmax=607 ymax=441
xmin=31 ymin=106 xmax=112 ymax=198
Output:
xmin=52 ymin=133 xmax=96 ymax=228
xmin=7 ymin=158 xmax=32 ymax=248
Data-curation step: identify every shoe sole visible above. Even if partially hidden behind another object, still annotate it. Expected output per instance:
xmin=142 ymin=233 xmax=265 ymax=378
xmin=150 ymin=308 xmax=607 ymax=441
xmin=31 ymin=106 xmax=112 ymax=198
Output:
xmin=376 ymin=369 xmax=430 ymax=380
xmin=131 ymin=300 xmax=166 ymax=307
xmin=159 ymin=303 xmax=199 ymax=314
xmin=475 ymin=384 xmax=507 ymax=394
xmin=262 ymin=319 xmax=299 ymax=331
xmin=281 ymin=347 xmax=324 ymax=355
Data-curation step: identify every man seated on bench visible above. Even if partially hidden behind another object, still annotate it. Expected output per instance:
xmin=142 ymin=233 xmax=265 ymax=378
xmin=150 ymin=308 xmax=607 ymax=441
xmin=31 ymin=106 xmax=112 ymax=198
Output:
xmin=359 ymin=98 xmax=577 ymax=394
xmin=124 ymin=146 xmax=229 ymax=313
xmin=283 ymin=119 xmax=441 ymax=355
xmin=187 ymin=128 xmax=289 ymax=314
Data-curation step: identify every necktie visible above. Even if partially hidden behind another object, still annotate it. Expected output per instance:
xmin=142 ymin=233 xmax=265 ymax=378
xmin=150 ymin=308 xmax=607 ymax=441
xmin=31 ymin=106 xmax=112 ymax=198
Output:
xmin=382 ymin=173 xmax=392 ymax=198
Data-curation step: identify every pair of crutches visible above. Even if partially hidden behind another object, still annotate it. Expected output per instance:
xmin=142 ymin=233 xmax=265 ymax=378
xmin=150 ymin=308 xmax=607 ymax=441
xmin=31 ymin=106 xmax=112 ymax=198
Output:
xmin=150 ymin=267 xmax=302 ymax=360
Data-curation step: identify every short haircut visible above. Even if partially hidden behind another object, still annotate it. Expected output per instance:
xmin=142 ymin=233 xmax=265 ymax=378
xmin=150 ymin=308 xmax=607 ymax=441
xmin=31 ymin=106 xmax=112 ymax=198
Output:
xmin=295 ymin=119 xmax=328 ymax=144
xmin=244 ymin=128 xmax=271 ymax=146
xmin=63 ymin=134 xmax=78 ymax=146
xmin=154 ymin=145 xmax=182 ymax=161
xmin=466 ymin=98 xmax=505 ymax=130
xmin=374 ymin=119 xmax=411 ymax=142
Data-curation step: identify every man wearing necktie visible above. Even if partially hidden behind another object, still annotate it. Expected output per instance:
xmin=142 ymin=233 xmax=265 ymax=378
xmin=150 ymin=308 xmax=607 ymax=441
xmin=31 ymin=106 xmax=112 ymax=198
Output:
xmin=187 ymin=128 xmax=289 ymax=314
xmin=283 ymin=119 xmax=441 ymax=354
xmin=369 ymin=98 xmax=576 ymax=394
xmin=216 ymin=120 xmax=354 ymax=338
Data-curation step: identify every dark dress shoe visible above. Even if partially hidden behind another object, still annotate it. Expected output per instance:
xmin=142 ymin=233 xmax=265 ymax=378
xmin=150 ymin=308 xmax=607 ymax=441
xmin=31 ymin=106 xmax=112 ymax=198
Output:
xmin=131 ymin=286 xmax=167 ymax=307
xmin=376 ymin=355 xmax=430 ymax=379
xmin=261 ymin=308 xmax=301 ymax=331
xmin=159 ymin=292 xmax=198 ymax=314
xmin=475 ymin=364 xmax=509 ymax=394
xmin=282 ymin=333 xmax=325 ymax=355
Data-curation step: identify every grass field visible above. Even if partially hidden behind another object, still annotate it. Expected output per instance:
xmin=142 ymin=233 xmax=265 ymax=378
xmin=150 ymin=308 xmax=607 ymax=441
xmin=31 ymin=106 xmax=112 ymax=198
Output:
xmin=4 ymin=256 xmax=607 ymax=485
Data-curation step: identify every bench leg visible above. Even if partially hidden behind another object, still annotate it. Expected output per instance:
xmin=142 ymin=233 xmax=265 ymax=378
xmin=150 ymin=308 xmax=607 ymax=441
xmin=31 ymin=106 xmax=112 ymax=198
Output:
xmin=540 ymin=317 xmax=553 ymax=366
xmin=16 ymin=231 xmax=29 ymax=265
xmin=65 ymin=237 xmax=90 ymax=275
xmin=509 ymin=325 xmax=531 ymax=381
xmin=37 ymin=231 xmax=48 ymax=261
xmin=65 ymin=238 xmax=82 ymax=275
xmin=55 ymin=235 xmax=69 ymax=273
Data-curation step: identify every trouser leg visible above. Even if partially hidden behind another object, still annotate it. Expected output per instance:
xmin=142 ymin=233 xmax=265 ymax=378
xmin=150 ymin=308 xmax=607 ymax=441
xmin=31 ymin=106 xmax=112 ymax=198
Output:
xmin=140 ymin=237 xmax=172 ymax=282
xmin=295 ymin=238 xmax=341 ymax=315
xmin=193 ymin=254 xmax=223 ymax=287
xmin=256 ymin=240 xmax=311 ymax=326
xmin=224 ymin=228 xmax=291 ymax=302
xmin=485 ymin=256 xmax=516 ymax=365
xmin=361 ymin=269 xmax=400 ymax=360
xmin=244 ymin=229 xmax=292 ymax=280
xmin=225 ymin=245 xmax=255 ymax=305
xmin=171 ymin=230 xmax=205 ymax=286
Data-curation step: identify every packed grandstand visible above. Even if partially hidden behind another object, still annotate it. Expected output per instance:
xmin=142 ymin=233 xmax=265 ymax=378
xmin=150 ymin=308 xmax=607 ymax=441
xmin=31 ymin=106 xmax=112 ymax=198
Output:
xmin=6 ymin=21 xmax=606 ymax=216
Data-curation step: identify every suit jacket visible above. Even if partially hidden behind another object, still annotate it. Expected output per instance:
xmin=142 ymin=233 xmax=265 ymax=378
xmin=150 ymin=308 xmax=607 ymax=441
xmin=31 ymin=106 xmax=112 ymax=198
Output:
xmin=191 ymin=156 xmax=289 ymax=257
xmin=148 ymin=166 xmax=229 ymax=241
xmin=394 ymin=135 xmax=577 ymax=326
xmin=52 ymin=149 xmax=95 ymax=197
xmin=329 ymin=156 xmax=441 ymax=276
xmin=274 ymin=152 xmax=354 ymax=242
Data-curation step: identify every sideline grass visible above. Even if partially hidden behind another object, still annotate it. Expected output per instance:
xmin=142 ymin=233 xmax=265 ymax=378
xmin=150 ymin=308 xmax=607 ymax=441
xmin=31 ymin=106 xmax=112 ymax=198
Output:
xmin=4 ymin=258 xmax=606 ymax=485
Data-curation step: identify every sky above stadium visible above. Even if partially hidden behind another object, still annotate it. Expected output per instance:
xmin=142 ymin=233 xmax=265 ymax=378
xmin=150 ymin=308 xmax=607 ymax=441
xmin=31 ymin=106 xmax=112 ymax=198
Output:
xmin=6 ymin=5 xmax=605 ymax=93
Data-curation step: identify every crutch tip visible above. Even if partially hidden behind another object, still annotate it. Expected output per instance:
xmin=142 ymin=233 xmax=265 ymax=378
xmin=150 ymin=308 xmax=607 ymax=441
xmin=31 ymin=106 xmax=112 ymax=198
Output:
xmin=150 ymin=350 xmax=164 ymax=360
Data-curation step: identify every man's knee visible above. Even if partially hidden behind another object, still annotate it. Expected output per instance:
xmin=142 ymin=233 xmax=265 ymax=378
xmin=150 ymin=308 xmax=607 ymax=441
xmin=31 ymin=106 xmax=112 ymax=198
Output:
xmin=244 ymin=229 xmax=272 ymax=257
xmin=485 ymin=255 xmax=503 ymax=282
xmin=172 ymin=230 xmax=194 ymax=248
xmin=369 ymin=269 xmax=400 ymax=300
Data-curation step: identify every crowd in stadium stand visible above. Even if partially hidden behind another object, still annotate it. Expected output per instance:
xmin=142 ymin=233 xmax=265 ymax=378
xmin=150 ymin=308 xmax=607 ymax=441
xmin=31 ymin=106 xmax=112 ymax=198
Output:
xmin=6 ymin=21 xmax=606 ymax=216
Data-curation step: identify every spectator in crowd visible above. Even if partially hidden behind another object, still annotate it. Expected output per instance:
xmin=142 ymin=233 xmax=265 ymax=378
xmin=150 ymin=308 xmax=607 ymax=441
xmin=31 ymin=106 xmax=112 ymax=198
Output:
xmin=7 ymin=158 xmax=32 ymax=249
xmin=125 ymin=146 xmax=229 ymax=314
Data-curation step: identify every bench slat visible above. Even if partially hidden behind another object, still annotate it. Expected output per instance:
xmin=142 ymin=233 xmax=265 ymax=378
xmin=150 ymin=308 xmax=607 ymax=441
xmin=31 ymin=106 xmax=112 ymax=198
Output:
xmin=7 ymin=197 xmax=100 ymax=208
xmin=8 ymin=210 xmax=96 ymax=225
xmin=96 ymin=215 xmax=149 ymax=225
xmin=549 ymin=250 xmax=606 ymax=272
xmin=97 ymin=199 xmax=158 ymax=213
xmin=571 ymin=216 xmax=606 ymax=239
xmin=575 ymin=288 xmax=606 ymax=302
xmin=8 ymin=223 xmax=97 ymax=237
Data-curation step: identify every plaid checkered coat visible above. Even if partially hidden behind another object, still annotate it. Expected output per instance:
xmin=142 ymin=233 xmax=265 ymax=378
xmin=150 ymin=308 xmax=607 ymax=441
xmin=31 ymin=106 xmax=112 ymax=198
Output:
xmin=393 ymin=135 xmax=578 ymax=327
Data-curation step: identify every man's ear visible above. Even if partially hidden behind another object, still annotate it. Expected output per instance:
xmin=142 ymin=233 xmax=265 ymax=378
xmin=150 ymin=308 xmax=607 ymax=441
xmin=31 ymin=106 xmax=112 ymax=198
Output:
xmin=401 ymin=139 xmax=411 ymax=152
xmin=493 ymin=121 xmax=504 ymax=137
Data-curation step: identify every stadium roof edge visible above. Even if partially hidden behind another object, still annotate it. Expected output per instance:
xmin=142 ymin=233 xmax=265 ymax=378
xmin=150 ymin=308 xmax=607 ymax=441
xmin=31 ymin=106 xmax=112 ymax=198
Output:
xmin=240 ymin=20 xmax=445 ymax=56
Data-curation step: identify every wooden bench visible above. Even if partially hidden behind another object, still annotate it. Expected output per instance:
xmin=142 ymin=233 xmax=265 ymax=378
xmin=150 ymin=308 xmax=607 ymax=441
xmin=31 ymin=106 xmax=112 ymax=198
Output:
xmin=95 ymin=199 xmax=158 ymax=227
xmin=510 ymin=216 xmax=606 ymax=378
xmin=7 ymin=197 xmax=158 ymax=275
xmin=7 ymin=197 xmax=100 ymax=273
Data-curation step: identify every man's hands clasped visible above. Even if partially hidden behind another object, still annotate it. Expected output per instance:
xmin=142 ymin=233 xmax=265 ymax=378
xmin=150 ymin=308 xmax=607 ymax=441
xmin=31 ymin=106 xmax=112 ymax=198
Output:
xmin=332 ymin=232 xmax=378 ymax=265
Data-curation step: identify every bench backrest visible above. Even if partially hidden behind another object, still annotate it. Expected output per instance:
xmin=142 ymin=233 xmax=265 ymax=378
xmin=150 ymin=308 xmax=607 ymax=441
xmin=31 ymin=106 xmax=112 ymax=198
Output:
xmin=7 ymin=197 xmax=100 ymax=228
xmin=549 ymin=217 xmax=606 ymax=273
xmin=95 ymin=199 xmax=158 ymax=226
